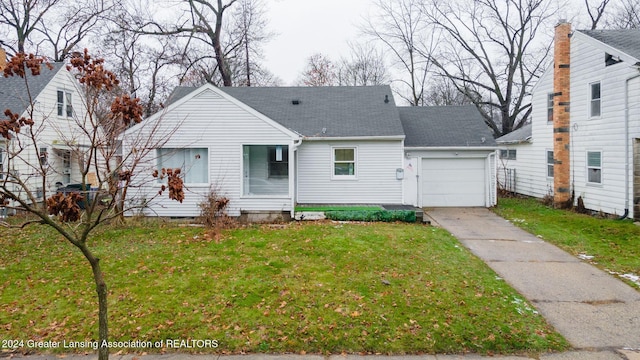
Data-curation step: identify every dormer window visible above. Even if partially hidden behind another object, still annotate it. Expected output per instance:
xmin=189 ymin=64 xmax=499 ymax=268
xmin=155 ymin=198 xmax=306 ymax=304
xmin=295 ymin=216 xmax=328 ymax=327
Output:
xmin=57 ymin=90 xmax=73 ymax=117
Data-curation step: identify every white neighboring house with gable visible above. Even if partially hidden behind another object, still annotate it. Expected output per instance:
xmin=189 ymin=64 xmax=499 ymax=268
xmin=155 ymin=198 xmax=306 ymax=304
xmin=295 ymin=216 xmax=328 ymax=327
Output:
xmin=122 ymin=84 xmax=497 ymax=219
xmin=0 ymin=59 xmax=90 ymax=212
xmin=497 ymin=24 xmax=640 ymax=220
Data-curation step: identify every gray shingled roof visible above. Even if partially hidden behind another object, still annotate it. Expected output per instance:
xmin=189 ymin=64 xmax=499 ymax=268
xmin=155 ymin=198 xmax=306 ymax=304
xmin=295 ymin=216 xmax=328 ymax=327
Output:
xmin=496 ymin=123 xmax=532 ymax=144
xmin=399 ymin=105 xmax=496 ymax=147
xmin=0 ymin=62 xmax=66 ymax=116
xmin=166 ymin=85 xmax=404 ymax=138
xmin=579 ymin=29 xmax=640 ymax=61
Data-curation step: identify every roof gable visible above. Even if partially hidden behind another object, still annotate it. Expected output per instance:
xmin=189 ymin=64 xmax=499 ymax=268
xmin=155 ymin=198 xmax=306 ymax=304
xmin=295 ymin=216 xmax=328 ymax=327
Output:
xmin=0 ymin=62 xmax=67 ymax=116
xmin=576 ymin=29 xmax=640 ymax=64
xmin=399 ymin=105 xmax=496 ymax=148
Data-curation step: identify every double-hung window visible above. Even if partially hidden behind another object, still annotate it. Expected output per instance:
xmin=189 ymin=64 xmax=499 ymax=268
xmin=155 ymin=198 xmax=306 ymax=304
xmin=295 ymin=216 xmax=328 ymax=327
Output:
xmin=546 ymin=150 xmax=554 ymax=178
xmin=157 ymin=148 xmax=208 ymax=184
xmin=590 ymin=82 xmax=601 ymax=117
xmin=333 ymin=147 xmax=356 ymax=178
xmin=587 ymin=151 xmax=602 ymax=184
xmin=57 ymin=90 xmax=73 ymax=117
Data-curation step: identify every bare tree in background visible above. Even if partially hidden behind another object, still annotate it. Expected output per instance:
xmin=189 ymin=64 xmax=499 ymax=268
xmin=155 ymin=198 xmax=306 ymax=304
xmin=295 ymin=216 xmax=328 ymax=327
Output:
xmin=134 ymin=0 xmax=238 ymax=86
xmin=299 ymin=53 xmax=337 ymax=86
xmin=423 ymin=76 xmax=476 ymax=106
xmin=422 ymin=0 xmax=558 ymax=137
xmin=229 ymin=0 xmax=275 ymax=86
xmin=363 ymin=0 xmax=436 ymax=105
xmin=585 ymin=0 xmax=613 ymax=29
xmin=337 ymin=42 xmax=389 ymax=86
xmin=605 ymin=0 xmax=640 ymax=28
xmin=0 ymin=0 xmax=116 ymax=61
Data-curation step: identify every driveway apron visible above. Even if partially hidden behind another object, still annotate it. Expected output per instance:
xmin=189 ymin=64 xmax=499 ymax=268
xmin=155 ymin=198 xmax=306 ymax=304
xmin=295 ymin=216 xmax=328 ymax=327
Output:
xmin=425 ymin=207 xmax=640 ymax=350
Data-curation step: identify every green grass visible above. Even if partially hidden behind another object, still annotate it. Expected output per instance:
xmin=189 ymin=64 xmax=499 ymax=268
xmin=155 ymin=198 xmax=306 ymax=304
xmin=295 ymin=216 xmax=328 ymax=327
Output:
xmin=0 ymin=220 xmax=568 ymax=355
xmin=493 ymin=197 xmax=640 ymax=288
xmin=294 ymin=205 xmax=383 ymax=212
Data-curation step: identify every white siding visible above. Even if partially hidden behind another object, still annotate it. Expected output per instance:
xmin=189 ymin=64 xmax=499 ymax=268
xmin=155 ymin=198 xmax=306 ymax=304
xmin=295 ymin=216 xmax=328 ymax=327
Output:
xmin=296 ymin=140 xmax=404 ymax=204
xmin=499 ymin=68 xmax=554 ymax=199
xmin=126 ymin=87 xmax=294 ymax=217
xmin=512 ymin=32 xmax=640 ymax=218
xmin=7 ymin=67 xmax=88 ymax=202
xmin=569 ymin=33 xmax=640 ymax=217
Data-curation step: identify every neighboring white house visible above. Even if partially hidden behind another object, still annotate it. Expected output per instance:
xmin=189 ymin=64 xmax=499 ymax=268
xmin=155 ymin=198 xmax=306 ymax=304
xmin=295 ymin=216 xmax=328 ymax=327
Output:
xmin=0 ymin=60 xmax=89 ymax=210
xmin=123 ymin=84 xmax=497 ymax=219
xmin=497 ymin=24 xmax=640 ymax=220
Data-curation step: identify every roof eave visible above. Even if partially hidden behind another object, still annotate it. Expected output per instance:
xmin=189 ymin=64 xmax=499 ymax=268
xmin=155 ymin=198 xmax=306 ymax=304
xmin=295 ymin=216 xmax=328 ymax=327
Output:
xmin=404 ymin=146 xmax=498 ymax=151
xmin=303 ymin=135 xmax=405 ymax=141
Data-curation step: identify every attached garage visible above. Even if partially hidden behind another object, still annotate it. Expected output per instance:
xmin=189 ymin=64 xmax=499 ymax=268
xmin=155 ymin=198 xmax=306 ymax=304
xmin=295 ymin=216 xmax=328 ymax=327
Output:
xmin=399 ymin=105 xmax=497 ymax=209
xmin=421 ymin=157 xmax=487 ymax=207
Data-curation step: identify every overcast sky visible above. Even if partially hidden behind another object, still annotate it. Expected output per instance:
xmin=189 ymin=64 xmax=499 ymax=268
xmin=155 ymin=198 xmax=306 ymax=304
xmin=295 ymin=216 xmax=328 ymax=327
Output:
xmin=262 ymin=0 xmax=374 ymax=85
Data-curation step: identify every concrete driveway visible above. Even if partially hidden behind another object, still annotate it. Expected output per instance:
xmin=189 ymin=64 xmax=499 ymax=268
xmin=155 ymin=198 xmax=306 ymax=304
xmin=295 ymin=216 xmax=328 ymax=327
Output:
xmin=425 ymin=207 xmax=640 ymax=350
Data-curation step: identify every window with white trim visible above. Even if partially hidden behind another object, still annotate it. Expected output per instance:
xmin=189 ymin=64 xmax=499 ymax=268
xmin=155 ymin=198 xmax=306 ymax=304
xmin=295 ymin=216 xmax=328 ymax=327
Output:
xmin=546 ymin=150 xmax=554 ymax=178
xmin=587 ymin=151 xmax=602 ymax=184
xmin=157 ymin=148 xmax=208 ymax=184
xmin=333 ymin=147 xmax=356 ymax=178
xmin=57 ymin=90 xmax=73 ymax=117
xmin=590 ymin=82 xmax=601 ymax=117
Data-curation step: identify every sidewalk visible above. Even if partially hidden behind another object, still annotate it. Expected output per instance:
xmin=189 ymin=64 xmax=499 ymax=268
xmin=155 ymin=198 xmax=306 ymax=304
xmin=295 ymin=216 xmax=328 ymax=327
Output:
xmin=425 ymin=207 xmax=640 ymax=355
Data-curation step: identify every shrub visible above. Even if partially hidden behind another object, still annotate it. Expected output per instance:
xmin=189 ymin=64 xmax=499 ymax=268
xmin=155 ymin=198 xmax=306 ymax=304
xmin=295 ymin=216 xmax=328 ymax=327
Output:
xmin=197 ymin=187 xmax=234 ymax=230
xmin=324 ymin=209 xmax=416 ymax=223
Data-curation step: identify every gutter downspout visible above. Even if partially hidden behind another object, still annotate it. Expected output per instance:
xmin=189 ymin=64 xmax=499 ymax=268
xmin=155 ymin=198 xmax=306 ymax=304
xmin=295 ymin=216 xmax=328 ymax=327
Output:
xmin=290 ymin=138 xmax=303 ymax=218
xmin=621 ymin=70 xmax=640 ymax=220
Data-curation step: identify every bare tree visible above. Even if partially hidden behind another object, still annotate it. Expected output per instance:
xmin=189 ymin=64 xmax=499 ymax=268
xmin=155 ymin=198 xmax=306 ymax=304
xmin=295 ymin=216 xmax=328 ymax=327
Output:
xmin=0 ymin=51 xmax=182 ymax=360
xmin=363 ymin=0 xmax=436 ymax=105
xmin=337 ymin=42 xmax=390 ymax=86
xmin=423 ymin=76 xmax=476 ymax=106
xmin=229 ymin=0 xmax=274 ymax=86
xmin=0 ymin=0 xmax=116 ymax=61
xmin=422 ymin=0 xmax=558 ymax=136
xmin=585 ymin=0 xmax=613 ymax=29
xmin=605 ymin=0 xmax=640 ymax=28
xmin=134 ymin=0 xmax=238 ymax=86
xmin=298 ymin=53 xmax=337 ymax=86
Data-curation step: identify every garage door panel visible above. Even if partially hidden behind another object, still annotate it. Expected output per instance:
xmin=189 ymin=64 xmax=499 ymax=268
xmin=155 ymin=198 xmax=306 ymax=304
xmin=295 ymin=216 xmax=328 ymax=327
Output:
xmin=422 ymin=158 xmax=486 ymax=207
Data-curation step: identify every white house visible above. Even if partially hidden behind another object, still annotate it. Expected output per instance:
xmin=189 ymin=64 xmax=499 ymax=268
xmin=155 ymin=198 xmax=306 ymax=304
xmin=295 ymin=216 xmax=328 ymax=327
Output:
xmin=0 ymin=58 xmax=89 ymax=211
xmin=123 ymin=84 xmax=497 ymax=219
xmin=497 ymin=23 xmax=640 ymax=220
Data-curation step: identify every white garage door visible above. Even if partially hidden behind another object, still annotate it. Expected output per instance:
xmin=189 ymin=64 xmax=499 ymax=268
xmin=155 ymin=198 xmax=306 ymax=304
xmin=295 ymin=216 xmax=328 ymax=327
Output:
xmin=421 ymin=158 xmax=486 ymax=207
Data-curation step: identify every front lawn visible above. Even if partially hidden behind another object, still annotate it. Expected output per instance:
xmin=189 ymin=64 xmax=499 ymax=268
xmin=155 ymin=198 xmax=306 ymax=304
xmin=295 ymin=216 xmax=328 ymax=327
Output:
xmin=0 ymin=220 xmax=568 ymax=355
xmin=494 ymin=197 xmax=640 ymax=288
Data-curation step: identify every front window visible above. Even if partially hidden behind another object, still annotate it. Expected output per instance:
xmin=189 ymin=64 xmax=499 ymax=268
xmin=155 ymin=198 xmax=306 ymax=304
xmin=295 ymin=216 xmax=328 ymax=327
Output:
xmin=546 ymin=150 xmax=554 ymax=178
xmin=333 ymin=147 xmax=356 ymax=178
xmin=157 ymin=148 xmax=208 ymax=184
xmin=243 ymin=145 xmax=289 ymax=196
xmin=590 ymin=82 xmax=601 ymax=117
xmin=547 ymin=93 xmax=554 ymax=122
xmin=57 ymin=90 xmax=73 ymax=117
xmin=587 ymin=151 xmax=602 ymax=184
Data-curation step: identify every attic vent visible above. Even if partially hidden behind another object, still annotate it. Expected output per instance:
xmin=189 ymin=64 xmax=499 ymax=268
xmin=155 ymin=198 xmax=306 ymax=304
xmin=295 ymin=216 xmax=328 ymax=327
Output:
xmin=605 ymin=53 xmax=623 ymax=66
xmin=291 ymin=99 xmax=301 ymax=105
xmin=384 ymin=95 xmax=389 ymax=104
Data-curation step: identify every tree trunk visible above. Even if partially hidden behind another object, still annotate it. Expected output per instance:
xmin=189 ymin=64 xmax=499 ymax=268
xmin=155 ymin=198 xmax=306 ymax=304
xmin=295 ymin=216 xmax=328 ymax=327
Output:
xmin=79 ymin=245 xmax=109 ymax=360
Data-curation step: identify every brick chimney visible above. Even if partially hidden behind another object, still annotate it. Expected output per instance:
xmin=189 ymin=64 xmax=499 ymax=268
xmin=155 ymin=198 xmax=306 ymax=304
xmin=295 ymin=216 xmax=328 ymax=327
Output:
xmin=553 ymin=21 xmax=572 ymax=206
xmin=0 ymin=47 xmax=6 ymax=72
